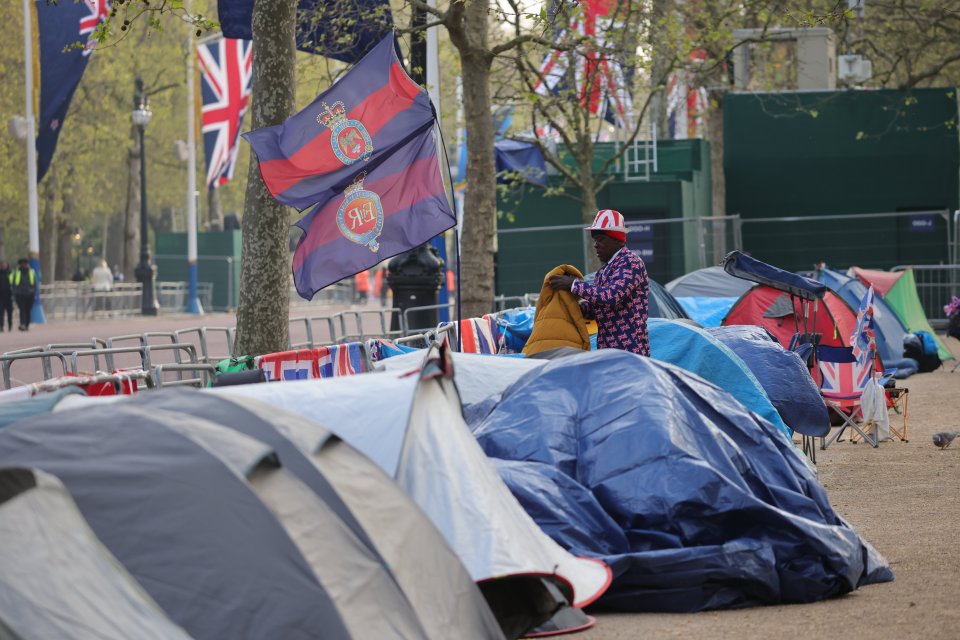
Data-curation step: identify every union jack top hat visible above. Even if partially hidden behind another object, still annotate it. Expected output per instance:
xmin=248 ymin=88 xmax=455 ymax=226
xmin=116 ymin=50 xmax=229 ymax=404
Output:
xmin=586 ymin=209 xmax=627 ymax=242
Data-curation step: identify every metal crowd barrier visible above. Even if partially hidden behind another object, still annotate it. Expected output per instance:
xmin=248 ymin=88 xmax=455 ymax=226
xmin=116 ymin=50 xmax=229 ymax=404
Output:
xmin=891 ymin=264 xmax=960 ymax=326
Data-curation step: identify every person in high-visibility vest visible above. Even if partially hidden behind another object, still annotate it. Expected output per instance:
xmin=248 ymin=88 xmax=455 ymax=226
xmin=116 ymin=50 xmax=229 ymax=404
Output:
xmin=10 ymin=258 xmax=37 ymax=331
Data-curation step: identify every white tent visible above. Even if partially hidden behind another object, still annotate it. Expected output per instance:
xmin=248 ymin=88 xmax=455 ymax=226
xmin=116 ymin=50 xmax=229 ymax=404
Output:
xmin=212 ymin=355 xmax=611 ymax=610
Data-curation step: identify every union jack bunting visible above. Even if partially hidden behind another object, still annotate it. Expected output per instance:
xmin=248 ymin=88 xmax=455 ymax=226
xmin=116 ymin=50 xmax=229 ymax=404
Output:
xmin=534 ymin=0 xmax=633 ymax=130
xmin=318 ymin=344 xmax=365 ymax=377
xmin=198 ymin=37 xmax=253 ymax=189
xmin=79 ymin=0 xmax=110 ymax=56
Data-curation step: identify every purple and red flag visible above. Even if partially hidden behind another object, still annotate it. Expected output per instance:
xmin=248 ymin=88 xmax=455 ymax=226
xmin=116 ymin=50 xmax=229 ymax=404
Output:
xmin=243 ymin=32 xmax=456 ymax=299
xmin=198 ymin=37 xmax=253 ymax=189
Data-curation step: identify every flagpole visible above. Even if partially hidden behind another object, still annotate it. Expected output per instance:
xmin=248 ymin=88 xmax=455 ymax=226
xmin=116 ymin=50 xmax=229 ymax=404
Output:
xmin=185 ymin=6 xmax=202 ymax=314
xmin=23 ymin=0 xmax=44 ymax=324
xmin=424 ymin=0 xmax=459 ymax=346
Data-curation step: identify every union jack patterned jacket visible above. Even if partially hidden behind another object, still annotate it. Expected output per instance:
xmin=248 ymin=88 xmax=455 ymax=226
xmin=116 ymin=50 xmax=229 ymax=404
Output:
xmin=571 ymin=248 xmax=650 ymax=356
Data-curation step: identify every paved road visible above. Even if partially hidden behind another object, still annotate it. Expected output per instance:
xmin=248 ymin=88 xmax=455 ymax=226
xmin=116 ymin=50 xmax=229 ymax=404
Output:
xmin=0 ymin=302 xmax=398 ymax=389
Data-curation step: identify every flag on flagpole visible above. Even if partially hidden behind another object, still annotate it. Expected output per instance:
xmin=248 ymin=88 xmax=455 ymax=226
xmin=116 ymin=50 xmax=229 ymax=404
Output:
xmin=35 ymin=0 xmax=110 ymax=182
xmin=218 ymin=0 xmax=392 ymax=64
xmin=198 ymin=37 xmax=253 ymax=189
xmin=244 ymin=32 xmax=456 ymax=299
xmin=244 ymin=34 xmax=436 ymax=209
xmin=534 ymin=0 xmax=633 ymax=130
xmin=851 ymin=285 xmax=877 ymax=365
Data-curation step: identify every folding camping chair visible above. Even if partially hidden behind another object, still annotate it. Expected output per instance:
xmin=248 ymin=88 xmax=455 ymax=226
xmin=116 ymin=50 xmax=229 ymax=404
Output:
xmin=817 ymin=345 xmax=892 ymax=449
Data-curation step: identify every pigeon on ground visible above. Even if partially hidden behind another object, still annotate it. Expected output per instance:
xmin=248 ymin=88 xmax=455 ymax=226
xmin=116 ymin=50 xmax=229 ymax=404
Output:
xmin=932 ymin=432 xmax=960 ymax=449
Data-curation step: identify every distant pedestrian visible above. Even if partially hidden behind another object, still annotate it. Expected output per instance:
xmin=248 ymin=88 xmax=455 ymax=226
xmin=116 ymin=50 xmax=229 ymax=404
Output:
xmin=10 ymin=258 xmax=37 ymax=331
xmin=0 ymin=261 xmax=12 ymax=332
xmin=112 ymin=264 xmax=125 ymax=283
xmin=355 ymin=269 xmax=371 ymax=305
xmin=91 ymin=260 xmax=114 ymax=312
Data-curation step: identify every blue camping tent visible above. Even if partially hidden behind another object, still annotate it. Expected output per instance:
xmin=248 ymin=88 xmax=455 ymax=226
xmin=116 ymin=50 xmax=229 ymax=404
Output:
xmin=705 ymin=325 xmax=829 ymax=437
xmin=815 ymin=265 xmax=908 ymax=366
xmin=649 ymin=319 xmax=792 ymax=438
xmin=468 ymin=349 xmax=893 ymax=612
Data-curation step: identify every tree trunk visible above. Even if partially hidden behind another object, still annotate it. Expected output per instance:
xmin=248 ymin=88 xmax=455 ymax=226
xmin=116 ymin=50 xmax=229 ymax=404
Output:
xmin=208 ymin=186 xmax=224 ymax=230
xmin=233 ymin=0 xmax=296 ymax=357
xmin=577 ymin=158 xmax=601 ymax=273
xmin=56 ymin=176 xmax=76 ymax=281
xmin=448 ymin=0 xmax=496 ymax=318
xmin=40 ymin=169 xmax=58 ymax=282
xmin=123 ymin=127 xmax=141 ymax=282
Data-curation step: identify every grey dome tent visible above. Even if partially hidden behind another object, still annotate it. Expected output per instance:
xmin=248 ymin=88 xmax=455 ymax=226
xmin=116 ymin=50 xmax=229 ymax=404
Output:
xmin=127 ymin=389 xmax=505 ymax=640
xmin=0 ymin=467 xmax=190 ymax=640
xmin=0 ymin=404 xmax=425 ymax=640
xmin=665 ymin=265 xmax=755 ymax=298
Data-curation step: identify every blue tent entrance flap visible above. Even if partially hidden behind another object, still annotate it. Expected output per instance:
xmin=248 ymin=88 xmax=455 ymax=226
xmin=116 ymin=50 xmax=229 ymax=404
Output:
xmin=705 ymin=325 xmax=830 ymax=437
xmin=723 ymin=251 xmax=826 ymax=301
xmin=676 ymin=296 xmax=739 ymax=327
xmin=649 ymin=319 xmax=792 ymax=439
xmin=469 ymin=350 xmax=893 ymax=612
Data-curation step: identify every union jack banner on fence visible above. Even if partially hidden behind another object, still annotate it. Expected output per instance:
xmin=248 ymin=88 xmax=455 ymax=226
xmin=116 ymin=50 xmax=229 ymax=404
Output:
xmin=198 ymin=37 xmax=253 ymax=189
xmin=534 ymin=0 xmax=633 ymax=130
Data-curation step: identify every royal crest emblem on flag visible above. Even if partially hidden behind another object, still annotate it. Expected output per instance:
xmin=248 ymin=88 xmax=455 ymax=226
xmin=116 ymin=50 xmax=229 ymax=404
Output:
xmin=337 ymin=173 xmax=383 ymax=252
xmin=318 ymin=101 xmax=373 ymax=165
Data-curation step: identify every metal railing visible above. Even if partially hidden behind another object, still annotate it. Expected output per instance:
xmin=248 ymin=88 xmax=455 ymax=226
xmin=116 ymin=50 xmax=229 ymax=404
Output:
xmin=739 ymin=209 xmax=952 ymax=273
xmin=38 ymin=281 xmax=214 ymax=321
xmin=890 ymin=264 xmax=960 ymax=326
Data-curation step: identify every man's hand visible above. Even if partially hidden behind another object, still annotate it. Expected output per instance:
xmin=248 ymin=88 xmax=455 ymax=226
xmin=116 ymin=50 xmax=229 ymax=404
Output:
xmin=548 ymin=274 xmax=577 ymax=291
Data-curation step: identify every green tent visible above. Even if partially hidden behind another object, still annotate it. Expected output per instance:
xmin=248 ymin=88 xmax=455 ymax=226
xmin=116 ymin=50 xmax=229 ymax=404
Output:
xmin=852 ymin=267 xmax=954 ymax=361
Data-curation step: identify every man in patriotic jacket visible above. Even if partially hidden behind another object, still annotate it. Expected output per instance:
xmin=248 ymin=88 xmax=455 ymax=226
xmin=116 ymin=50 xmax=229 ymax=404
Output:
xmin=548 ymin=210 xmax=650 ymax=356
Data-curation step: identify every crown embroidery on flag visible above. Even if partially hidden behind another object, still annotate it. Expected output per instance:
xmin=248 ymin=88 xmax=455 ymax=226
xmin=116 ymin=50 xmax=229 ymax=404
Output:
xmin=318 ymin=100 xmax=373 ymax=166
xmin=337 ymin=172 xmax=383 ymax=252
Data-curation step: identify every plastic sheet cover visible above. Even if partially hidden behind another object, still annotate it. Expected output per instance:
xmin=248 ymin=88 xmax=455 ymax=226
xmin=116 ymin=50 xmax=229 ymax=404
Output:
xmin=705 ymin=325 xmax=830 ymax=437
xmin=469 ymin=350 xmax=893 ymax=612
xmin=648 ymin=319 xmax=792 ymax=439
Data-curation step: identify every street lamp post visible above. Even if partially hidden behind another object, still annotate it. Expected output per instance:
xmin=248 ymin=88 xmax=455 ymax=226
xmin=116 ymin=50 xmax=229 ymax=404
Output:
xmin=72 ymin=227 xmax=82 ymax=281
xmin=132 ymin=76 xmax=159 ymax=315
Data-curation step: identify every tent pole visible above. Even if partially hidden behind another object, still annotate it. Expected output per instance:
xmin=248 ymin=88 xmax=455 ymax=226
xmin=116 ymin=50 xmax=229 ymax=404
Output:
xmin=454 ymin=228 xmax=462 ymax=352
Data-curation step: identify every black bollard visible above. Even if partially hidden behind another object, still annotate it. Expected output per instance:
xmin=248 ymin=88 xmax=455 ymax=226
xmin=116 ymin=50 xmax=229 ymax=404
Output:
xmin=387 ymin=244 xmax=444 ymax=334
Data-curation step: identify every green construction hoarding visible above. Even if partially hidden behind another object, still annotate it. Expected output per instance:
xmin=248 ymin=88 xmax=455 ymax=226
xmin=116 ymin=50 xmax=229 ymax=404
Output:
xmin=725 ymin=88 xmax=960 ymax=272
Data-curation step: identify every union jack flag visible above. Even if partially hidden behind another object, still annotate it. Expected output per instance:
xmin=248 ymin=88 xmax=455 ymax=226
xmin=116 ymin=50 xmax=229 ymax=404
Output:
xmin=851 ymin=286 xmax=877 ymax=366
xmin=79 ymin=0 xmax=110 ymax=56
xmin=535 ymin=0 xmax=633 ymax=130
xmin=198 ymin=37 xmax=253 ymax=189
xmin=318 ymin=344 xmax=365 ymax=377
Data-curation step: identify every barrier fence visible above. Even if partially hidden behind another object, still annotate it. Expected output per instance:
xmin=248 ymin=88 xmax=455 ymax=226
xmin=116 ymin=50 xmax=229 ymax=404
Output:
xmin=891 ymin=264 xmax=960 ymax=326
xmin=496 ymin=215 xmax=742 ymax=294
xmin=39 ymin=282 xmax=214 ymax=322
xmin=738 ymin=210 xmax=954 ymax=274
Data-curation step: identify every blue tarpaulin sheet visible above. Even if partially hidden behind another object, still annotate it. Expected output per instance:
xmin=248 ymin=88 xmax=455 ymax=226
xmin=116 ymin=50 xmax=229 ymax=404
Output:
xmin=495 ymin=139 xmax=547 ymax=185
xmin=705 ymin=325 xmax=830 ymax=437
xmin=468 ymin=350 xmax=893 ymax=612
xmin=676 ymin=296 xmax=739 ymax=327
xmin=649 ymin=319 xmax=792 ymax=439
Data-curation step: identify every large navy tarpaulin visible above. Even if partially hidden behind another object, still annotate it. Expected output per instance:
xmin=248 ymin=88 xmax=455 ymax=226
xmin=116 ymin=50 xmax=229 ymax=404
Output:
xmin=705 ymin=325 xmax=830 ymax=437
xmin=469 ymin=350 xmax=892 ymax=612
